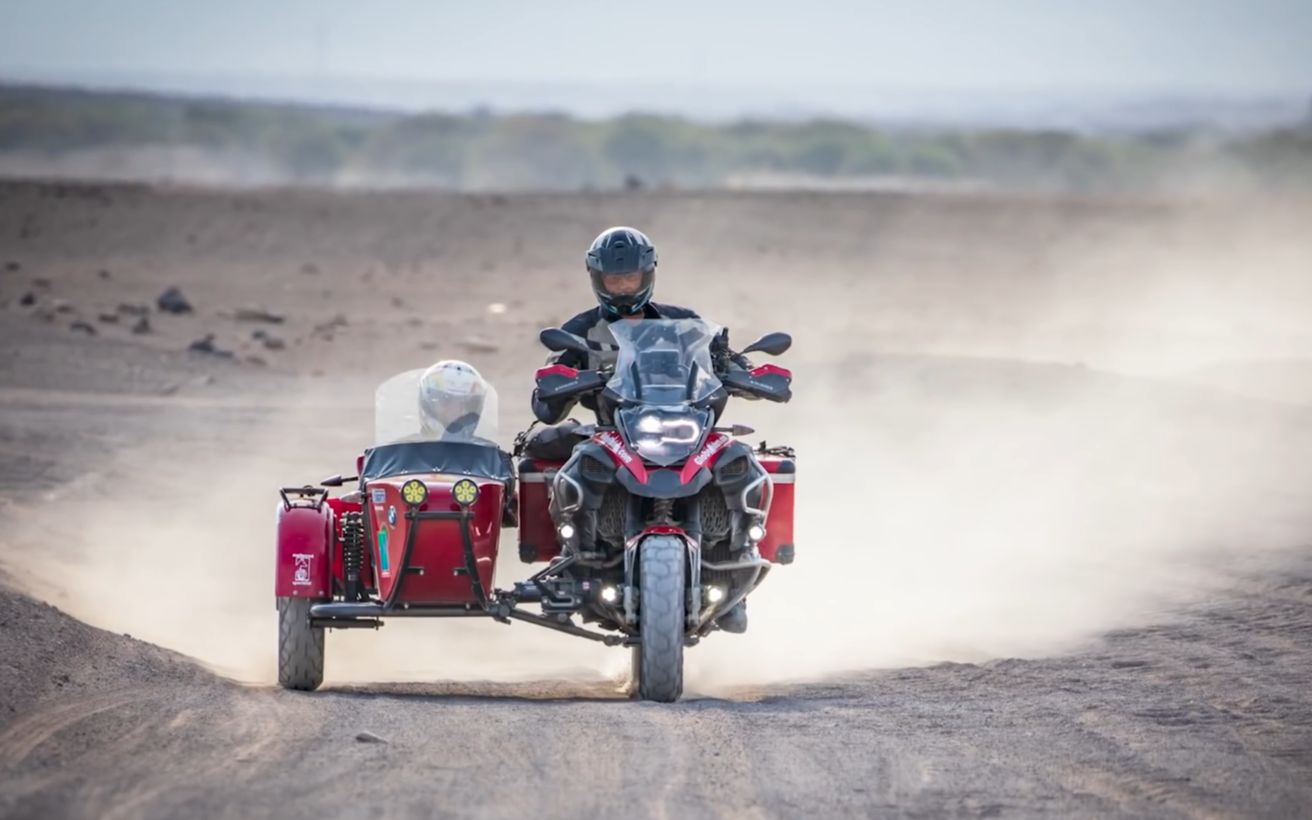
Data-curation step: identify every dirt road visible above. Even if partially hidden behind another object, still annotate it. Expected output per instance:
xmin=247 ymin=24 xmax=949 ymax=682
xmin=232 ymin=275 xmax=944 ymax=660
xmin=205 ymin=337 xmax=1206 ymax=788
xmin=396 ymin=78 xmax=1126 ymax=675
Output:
xmin=3 ymin=568 xmax=1311 ymax=818
xmin=2 ymin=180 xmax=1311 ymax=817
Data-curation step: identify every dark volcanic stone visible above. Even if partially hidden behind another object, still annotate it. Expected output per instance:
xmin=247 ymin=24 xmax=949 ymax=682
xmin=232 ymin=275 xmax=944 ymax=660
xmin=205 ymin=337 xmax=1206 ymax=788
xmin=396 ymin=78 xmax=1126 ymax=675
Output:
xmin=188 ymin=334 xmax=233 ymax=358
xmin=234 ymin=307 xmax=285 ymax=324
xmin=157 ymin=287 xmax=193 ymax=315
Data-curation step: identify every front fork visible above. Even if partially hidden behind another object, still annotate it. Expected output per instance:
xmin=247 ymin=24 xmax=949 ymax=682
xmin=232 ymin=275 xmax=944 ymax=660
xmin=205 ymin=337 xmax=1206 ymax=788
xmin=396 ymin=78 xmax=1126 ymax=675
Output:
xmin=621 ymin=530 xmax=703 ymax=632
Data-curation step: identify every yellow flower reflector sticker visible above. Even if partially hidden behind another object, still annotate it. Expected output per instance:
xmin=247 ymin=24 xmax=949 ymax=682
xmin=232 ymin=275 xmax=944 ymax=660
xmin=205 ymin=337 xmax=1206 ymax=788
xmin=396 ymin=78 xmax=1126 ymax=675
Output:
xmin=400 ymin=479 xmax=428 ymax=506
xmin=452 ymin=478 xmax=480 ymax=507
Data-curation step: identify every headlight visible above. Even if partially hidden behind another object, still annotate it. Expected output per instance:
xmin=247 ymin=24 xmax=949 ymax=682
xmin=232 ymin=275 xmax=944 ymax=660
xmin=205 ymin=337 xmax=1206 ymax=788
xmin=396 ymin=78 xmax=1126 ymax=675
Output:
xmin=618 ymin=407 xmax=709 ymax=466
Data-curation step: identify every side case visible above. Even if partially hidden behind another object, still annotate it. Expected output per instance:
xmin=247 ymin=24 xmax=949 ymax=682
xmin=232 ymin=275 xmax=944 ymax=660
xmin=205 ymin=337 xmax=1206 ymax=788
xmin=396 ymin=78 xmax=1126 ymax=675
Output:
xmin=758 ymin=455 xmax=796 ymax=564
xmin=517 ymin=458 xmax=565 ymax=563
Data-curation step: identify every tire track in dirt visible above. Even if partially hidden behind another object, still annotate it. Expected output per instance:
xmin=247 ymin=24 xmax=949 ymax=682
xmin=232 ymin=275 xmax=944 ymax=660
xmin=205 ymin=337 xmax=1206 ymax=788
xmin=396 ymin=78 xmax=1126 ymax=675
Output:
xmin=0 ymin=682 xmax=329 ymax=820
xmin=0 ymin=689 xmax=150 ymax=769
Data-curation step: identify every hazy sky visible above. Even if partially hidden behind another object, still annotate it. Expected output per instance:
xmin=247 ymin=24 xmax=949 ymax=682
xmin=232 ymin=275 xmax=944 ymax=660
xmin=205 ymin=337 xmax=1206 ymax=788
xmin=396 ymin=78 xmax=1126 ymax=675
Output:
xmin=3 ymin=0 xmax=1308 ymax=97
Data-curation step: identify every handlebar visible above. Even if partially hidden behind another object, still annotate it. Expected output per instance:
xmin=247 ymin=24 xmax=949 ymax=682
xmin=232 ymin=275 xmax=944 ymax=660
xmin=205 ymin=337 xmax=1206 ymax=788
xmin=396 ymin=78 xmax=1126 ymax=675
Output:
xmin=536 ymin=361 xmax=788 ymax=404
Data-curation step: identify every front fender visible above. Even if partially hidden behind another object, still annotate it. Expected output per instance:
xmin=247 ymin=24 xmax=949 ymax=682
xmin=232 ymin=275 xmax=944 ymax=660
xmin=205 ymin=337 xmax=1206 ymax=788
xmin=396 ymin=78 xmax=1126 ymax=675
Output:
xmin=274 ymin=502 xmax=334 ymax=598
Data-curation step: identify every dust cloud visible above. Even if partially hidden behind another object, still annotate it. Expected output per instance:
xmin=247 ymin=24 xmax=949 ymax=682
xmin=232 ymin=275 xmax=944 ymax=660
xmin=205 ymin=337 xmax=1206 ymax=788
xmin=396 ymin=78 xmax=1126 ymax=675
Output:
xmin=688 ymin=359 xmax=1312 ymax=689
xmin=6 ymin=189 xmax=1312 ymax=693
xmin=6 ymin=385 xmax=619 ymax=686
xmin=687 ymin=200 xmax=1312 ymax=689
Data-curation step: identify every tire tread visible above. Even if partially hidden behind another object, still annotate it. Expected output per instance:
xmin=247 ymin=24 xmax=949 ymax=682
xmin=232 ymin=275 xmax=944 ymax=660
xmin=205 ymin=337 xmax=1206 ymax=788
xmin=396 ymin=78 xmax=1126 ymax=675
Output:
xmin=277 ymin=597 xmax=325 ymax=691
xmin=637 ymin=536 xmax=685 ymax=702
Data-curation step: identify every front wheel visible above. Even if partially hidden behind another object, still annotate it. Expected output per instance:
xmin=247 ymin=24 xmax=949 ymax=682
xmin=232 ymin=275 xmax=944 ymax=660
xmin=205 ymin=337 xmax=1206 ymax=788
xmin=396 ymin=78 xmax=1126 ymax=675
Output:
xmin=636 ymin=535 xmax=686 ymax=702
xmin=277 ymin=597 xmax=325 ymax=691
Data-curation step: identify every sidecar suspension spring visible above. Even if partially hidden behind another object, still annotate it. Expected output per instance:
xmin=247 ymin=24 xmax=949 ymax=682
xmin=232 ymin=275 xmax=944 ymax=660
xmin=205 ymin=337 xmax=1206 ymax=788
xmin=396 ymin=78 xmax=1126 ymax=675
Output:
xmin=341 ymin=511 xmax=365 ymax=601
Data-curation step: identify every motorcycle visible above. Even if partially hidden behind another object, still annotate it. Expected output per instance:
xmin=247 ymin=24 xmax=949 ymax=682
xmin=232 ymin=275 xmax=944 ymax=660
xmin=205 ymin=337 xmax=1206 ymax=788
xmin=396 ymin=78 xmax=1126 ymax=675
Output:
xmin=273 ymin=318 xmax=795 ymax=702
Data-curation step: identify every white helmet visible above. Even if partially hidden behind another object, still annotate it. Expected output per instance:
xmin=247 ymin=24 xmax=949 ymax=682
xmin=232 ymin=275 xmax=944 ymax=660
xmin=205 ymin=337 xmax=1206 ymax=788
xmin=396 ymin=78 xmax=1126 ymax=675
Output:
xmin=418 ymin=360 xmax=488 ymax=440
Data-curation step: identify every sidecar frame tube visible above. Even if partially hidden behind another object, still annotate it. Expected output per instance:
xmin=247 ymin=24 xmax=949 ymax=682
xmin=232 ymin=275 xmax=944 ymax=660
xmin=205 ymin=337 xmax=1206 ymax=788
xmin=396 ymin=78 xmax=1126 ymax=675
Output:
xmin=310 ymin=508 xmax=635 ymax=645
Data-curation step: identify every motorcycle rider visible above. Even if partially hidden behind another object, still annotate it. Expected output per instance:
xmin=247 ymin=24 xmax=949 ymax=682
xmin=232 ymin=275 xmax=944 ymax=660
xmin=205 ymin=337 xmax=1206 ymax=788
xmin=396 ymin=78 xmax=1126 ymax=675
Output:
xmin=532 ymin=226 xmax=747 ymax=424
xmin=528 ymin=226 xmax=752 ymax=633
xmin=417 ymin=359 xmax=495 ymax=445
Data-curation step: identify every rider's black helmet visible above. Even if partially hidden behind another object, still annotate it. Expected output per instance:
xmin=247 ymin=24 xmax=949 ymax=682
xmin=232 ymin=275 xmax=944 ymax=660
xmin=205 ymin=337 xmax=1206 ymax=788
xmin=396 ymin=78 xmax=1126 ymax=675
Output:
xmin=586 ymin=226 xmax=657 ymax=318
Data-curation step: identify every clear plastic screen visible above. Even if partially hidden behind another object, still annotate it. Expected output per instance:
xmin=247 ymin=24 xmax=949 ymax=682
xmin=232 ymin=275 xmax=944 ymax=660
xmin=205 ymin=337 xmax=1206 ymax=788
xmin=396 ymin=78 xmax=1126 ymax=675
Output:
xmin=374 ymin=369 xmax=500 ymax=445
xmin=606 ymin=318 xmax=723 ymax=405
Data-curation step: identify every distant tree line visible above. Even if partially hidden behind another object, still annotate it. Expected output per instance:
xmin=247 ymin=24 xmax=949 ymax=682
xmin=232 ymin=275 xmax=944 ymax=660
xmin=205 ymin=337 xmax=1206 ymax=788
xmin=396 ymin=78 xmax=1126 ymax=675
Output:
xmin=0 ymin=84 xmax=1308 ymax=192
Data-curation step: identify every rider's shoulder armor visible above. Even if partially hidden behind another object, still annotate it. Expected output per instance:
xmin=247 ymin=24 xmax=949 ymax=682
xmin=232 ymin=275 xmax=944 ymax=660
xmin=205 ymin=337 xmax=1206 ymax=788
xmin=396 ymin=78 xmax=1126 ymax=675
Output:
xmin=647 ymin=302 xmax=699 ymax=320
xmin=560 ymin=307 xmax=603 ymax=337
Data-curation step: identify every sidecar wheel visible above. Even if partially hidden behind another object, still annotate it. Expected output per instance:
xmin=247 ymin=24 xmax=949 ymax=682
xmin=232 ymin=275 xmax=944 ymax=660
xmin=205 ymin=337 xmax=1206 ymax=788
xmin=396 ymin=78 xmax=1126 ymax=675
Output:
xmin=636 ymin=535 xmax=685 ymax=702
xmin=277 ymin=597 xmax=324 ymax=691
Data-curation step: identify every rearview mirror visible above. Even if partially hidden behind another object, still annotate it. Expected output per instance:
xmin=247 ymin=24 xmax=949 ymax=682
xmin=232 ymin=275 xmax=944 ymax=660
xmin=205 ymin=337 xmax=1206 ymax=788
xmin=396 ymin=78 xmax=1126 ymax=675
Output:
xmin=742 ymin=332 xmax=792 ymax=356
xmin=539 ymin=327 xmax=592 ymax=355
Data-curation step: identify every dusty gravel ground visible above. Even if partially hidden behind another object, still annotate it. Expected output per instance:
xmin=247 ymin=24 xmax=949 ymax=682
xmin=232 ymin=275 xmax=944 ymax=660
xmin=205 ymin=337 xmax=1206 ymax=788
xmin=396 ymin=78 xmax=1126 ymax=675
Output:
xmin=1 ymin=179 xmax=1311 ymax=818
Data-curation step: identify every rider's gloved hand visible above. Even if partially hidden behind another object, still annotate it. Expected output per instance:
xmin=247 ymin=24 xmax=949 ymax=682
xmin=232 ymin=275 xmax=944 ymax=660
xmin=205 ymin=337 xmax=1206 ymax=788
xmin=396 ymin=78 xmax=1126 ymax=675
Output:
xmin=713 ymin=328 xmax=753 ymax=375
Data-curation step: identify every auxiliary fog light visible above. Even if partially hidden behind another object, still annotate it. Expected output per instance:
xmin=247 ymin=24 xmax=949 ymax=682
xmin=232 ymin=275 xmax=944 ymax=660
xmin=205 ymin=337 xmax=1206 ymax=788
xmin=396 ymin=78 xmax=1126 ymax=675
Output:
xmin=747 ymin=523 xmax=766 ymax=543
xmin=558 ymin=523 xmax=576 ymax=540
xmin=600 ymin=586 xmax=619 ymax=604
xmin=706 ymin=586 xmax=726 ymax=604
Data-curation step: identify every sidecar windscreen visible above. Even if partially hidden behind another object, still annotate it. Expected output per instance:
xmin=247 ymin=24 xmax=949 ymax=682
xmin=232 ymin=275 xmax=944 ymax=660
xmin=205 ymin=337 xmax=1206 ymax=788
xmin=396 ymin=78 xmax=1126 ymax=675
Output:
xmin=361 ymin=440 xmax=514 ymax=482
xmin=375 ymin=368 xmax=500 ymax=445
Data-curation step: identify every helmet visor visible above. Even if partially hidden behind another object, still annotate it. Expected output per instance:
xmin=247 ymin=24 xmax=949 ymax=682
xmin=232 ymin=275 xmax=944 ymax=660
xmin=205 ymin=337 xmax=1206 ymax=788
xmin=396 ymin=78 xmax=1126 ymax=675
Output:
xmin=591 ymin=268 xmax=654 ymax=312
xmin=420 ymin=391 xmax=485 ymax=439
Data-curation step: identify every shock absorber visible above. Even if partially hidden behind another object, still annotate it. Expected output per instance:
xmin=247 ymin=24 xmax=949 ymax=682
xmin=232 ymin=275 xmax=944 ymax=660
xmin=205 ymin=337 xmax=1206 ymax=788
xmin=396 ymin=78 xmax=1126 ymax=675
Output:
xmin=650 ymin=498 xmax=676 ymax=526
xmin=341 ymin=511 xmax=364 ymax=601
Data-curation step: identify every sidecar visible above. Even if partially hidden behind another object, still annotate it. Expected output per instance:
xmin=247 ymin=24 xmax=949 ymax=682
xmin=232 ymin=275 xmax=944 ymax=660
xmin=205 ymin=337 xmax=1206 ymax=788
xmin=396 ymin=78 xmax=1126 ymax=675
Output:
xmin=274 ymin=368 xmax=519 ymax=691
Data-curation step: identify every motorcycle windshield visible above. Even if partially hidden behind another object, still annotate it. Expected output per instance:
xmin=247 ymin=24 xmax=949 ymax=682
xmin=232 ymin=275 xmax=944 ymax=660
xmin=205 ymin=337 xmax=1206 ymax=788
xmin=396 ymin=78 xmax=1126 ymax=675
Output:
xmin=607 ymin=318 xmax=723 ymax=405
xmin=373 ymin=369 xmax=500 ymax=445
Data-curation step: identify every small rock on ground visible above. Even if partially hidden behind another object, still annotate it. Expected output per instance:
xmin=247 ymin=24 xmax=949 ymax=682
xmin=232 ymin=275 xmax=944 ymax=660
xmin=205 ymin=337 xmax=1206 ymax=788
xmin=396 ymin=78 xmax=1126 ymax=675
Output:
xmin=188 ymin=334 xmax=233 ymax=358
xmin=157 ymin=287 xmax=193 ymax=314
xmin=234 ymin=307 xmax=285 ymax=324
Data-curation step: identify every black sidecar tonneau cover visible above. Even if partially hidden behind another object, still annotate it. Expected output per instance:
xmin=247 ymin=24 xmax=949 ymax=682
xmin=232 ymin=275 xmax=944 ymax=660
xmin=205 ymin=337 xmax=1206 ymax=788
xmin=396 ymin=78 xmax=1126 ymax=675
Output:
xmin=362 ymin=440 xmax=514 ymax=482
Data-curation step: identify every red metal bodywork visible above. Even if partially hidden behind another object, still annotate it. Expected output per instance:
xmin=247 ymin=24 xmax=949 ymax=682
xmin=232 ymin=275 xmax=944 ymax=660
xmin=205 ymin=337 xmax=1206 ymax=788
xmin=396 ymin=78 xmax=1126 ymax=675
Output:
xmin=625 ymin=525 xmax=691 ymax=550
xmin=758 ymin=455 xmax=796 ymax=563
xmin=517 ymin=458 xmax=564 ymax=563
xmin=679 ymin=432 xmax=732 ymax=483
xmin=274 ymin=502 xmax=334 ymax=598
xmin=363 ymin=475 xmax=503 ymax=605
xmin=594 ymin=430 xmax=648 ymax=483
